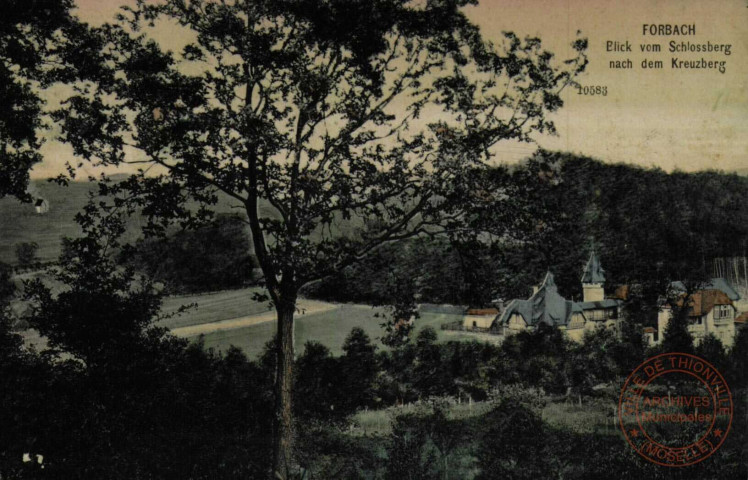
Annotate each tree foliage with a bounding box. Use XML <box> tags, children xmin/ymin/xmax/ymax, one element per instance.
<box><xmin>51</xmin><ymin>1</ymin><xmax>586</xmax><ymax>475</ymax></box>
<box><xmin>14</xmin><ymin>242</ymin><xmax>39</xmax><ymax>267</ymax></box>
<box><xmin>9</xmin><ymin>202</ymin><xmax>275</xmax><ymax>478</ymax></box>
<box><xmin>310</xmin><ymin>153</ymin><xmax>748</xmax><ymax>324</ymax></box>
<box><xmin>124</xmin><ymin>214</ymin><xmax>259</xmax><ymax>293</ymax></box>
<box><xmin>0</xmin><ymin>1</ymin><xmax>102</xmax><ymax>200</ymax></box>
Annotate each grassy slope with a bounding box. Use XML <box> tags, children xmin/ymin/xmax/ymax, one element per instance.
<box><xmin>0</xmin><ymin>181</ymin><xmax>96</xmax><ymax>264</ymax></box>
<box><xmin>188</xmin><ymin>301</ymin><xmax>466</xmax><ymax>358</ymax></box>
<box><xmin>159</xmin><ymin>287</ymin><xmax>271</xmax><ymax>330</ymax></box>
<box><xmin>0</xmin><ymin>179</ymin><xmax>271</xmax><ymax>265</ymax></box>
<box><xmin>4</xmin><ymin>181</ymin><xmax>477</xmax><ymax>357</ymax></box>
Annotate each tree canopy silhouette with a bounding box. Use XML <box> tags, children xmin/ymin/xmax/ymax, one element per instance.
<box><xmin>52</xmin><ymin>1</ymin><xmax>587</xmax><ymax>476</ymax></box>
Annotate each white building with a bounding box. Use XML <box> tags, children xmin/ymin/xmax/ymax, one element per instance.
<box><xmin>656</xmin><ymin>279</ymin><xmax>742</xmax><ymax>348</ymax></box>
<box><xmin>34</xmin><ymin>198</ymin><xmax>49</xmax><ymax>214</ymax></box>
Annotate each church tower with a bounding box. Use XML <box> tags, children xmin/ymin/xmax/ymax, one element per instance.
<box><xmin>581</xmin><ymin>251</ymin><xmax>605</xmax><ymax>302</ymax></box>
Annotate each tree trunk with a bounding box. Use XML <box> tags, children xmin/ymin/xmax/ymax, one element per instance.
<box><xmin>272</xmin><ymin>301</ymin><xmax>296</xmax><ymax>479</ymax></box>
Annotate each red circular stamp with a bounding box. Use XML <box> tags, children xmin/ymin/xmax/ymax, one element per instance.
<box><xmin>618</xmin><ymin>352</ymin><xmax>733</xmax><ymax>467</ymax></box>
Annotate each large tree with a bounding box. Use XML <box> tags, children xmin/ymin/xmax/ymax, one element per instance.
<box><xmin>54</xmin><ymin>0</ymin><xmax>587</xmax><ymax>476</ymax></box>
<box><xmin>0</xmin><ymin>0</ymin><xmax>101</xmax><ymax>200</ymax></box>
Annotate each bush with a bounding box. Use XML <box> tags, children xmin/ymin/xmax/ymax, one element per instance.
<box><xmin>385</xmin><ymin>410</ymin><xmax>440</xmax><ymax>480</ymax></box>
<box><xmin>476</xmin><ymin>399</ymin><xmax>550</xmax><ymax>480</ymax></box>
<box><xmin>14</xmin><ymin>242</ymin><xmax>38</xmax><ymax>267</ymax></box>
<box><xmin>125</xmin><ymin>214</ymin><xmax>258</xmax><ymax>293</ymax></box>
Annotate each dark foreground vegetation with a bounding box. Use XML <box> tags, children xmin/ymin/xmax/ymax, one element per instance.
<box><xmin>3</xmin><ymin>309</ymin><xmax>748</xmax><ymax>479</ymax></box>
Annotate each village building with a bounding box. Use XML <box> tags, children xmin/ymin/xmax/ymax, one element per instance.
<box><xmin>34</xmin><ymin>198</ymin><xmax>49</xmax><ymax>214</ymax></box>
<box><xmin>462</xmin><ymin>308</ymin><xmax>500</xmax><ymax>330</ymax></box>
<box><xmin>655</xmin><ymin>278</ymin><xmax>742</xmax><ymax>348</ymax></box>
<box><xmin>490</xmin><ymin>252</ymin><xmax>622</xmax><ymax>342</ymax></box>
<box><xmin>457</xmin><ymin>250</ymin><xmax>747</xmax><ymax>347</ymax></box>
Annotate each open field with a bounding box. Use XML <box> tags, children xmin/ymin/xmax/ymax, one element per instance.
<box><xmin>0</xmin><ymin>179</ymin><xmax>270</xmax><ymax>265</ymax></box>
<box><xmin>183</xmin><ymin>301</ymin><xmax>469</xmax><ymax>358</ymax></box>
<box><xmin>157</xmin><ymin>288</ymin><xmax>473</xmax><ymax>357</ymax></box>
<box><xmin>194</xmin><ymin>304</ymin><xmax>388</xmax><ymax>357</ymax></box>
<box><xmin>18</xmin><ymin>281</ymin><xmax>478</xmax><ymax>358</ymax></box>
<box><xmin>159</xmin><ymin>288</ymin><xmax>273</xmax><ymax>330</ymax></box>
<box><xmin>171</xmin><ymin>300</ymin><xmax>337</xmax><ymax>337</ymax></box>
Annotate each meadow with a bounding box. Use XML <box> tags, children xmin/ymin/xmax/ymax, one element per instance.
<box><xmin>159</xmin><ymin>287</ymin><xmax>273</xmax><ymax>330</ymax></box>
<box><xmin>0</xmin><ymin>181</ymin><xmax>97</xmax><ymax>264</ymax></box>
<box><xmin>165</xmin><ymin>295</ymin><xmax>472</xmax><ymax>358</ymax></box>
<box><xmin>0</xmin><ymin>179</ymin><xmax>268</xmax><ymax>265</ymax></box>
<box><xmin>350</xmin><ymin>398</ymin><xmax>617</xmax><ymax>437</ymax></box>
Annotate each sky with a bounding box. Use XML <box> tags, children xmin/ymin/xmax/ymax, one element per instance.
<box><xmin>34</xmin><ymin>0</ymin><xmax>748</xmax><ymax>177</ymax></box>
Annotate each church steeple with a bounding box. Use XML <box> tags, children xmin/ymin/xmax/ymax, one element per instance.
<box><xmin>582</xmin><ymin>251</ymin><xmax>605</xmax><ymax>302</ymax></box>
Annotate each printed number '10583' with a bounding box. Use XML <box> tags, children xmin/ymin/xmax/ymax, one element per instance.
<box><xmin>576</xmin><ymin>85</ymin><xmax>608</xmax><ymax>96</ymax></box>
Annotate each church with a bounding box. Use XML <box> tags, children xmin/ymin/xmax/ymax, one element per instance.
<box><xmin>489</xmin><ymin>252</ymin><xmax>622</xmax><ymax>342</ymax></box>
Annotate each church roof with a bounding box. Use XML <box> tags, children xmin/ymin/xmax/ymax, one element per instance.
<box><xmin>581</xmin><ymin>251</ymin><xmax>605</xmax><ymax>284</ymax></box>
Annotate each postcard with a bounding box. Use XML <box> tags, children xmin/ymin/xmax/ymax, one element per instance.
<box><xmin>0</xmin><ymin>1</ymin><xmax>745</xmax><ymax>478</ymax></box>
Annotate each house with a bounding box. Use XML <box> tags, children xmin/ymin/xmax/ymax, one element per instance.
<box><xmin>34</xmin><ymin>198</ymin><xmax>49</xmax><ymax>214</ymax></box>
<box><xmin>462</xmin><ymin>308</ymin><xmax>500</xmax><ymax>330</ymax></box>
<box><xmin>643</xmin><ymin>326</ymin><xmax>656</xmax><ymax>345</ymax></box>
<box><xmin>655</xmin><ymin>278</ymin><xmax>742</xmax><ymax>347</ymax></box>
<box><xmin>491</xmin><ymin>251</ymin><xmax>622</xmax><ymax>342</ymax></box>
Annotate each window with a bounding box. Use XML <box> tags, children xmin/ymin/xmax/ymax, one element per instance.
<box><xmin>714</xmin><ymin>305</ymin><xmax>732</xmax><ymax>320</ymax></box>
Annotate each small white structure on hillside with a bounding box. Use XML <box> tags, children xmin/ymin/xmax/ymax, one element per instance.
<box><xmin>34</xmin><ymin>198</ymin><xmax>49</xmax><ymax>215</ymax></box>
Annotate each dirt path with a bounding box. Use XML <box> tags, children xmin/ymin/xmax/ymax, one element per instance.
<box><xmin>170</xmin><ymin>299</ymin><xmax>339</xmax><ymax>337</ymax></box>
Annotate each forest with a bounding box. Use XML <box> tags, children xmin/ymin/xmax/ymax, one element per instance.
<box><xmin>310</xmin><ymin>151</ymin><xmax>748</xmax><ymax>319</ymax></box>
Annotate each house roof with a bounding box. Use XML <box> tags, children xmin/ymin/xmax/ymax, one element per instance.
<box><xmin>670</xmin><ymin>278</ymin><xmax>740</xmax><ymax>301</ymax></box>
<box><xmin>735</xmin><ymin>312</ymin><xmax>748</xmax><ymax>324</ymax></box>
<box><xmin>34</xmin><ymin>198</ymin><xmax>46</xmax><ymax>207</ymax></box>
<box><xmin>581</xmin><ymin>251</ymin><xmax>605</xmax><ymax>284</ymax></box>
<box><xmin>495</xmin><ymin>269</ymin><xmax>623</xmax><ymax>329</ymax></box>
<box><xmin>643</xmin><ymin>327</ymin><xmax>656</xmax><ymax>334</ymax></box>
<box><xmin>612</xmin><ymin>285</ymin><xmax>630</xmax><ymax>300</ymax></box>
<box><xmin>708</xmin><ymin>278</ymin><xmax>741</xmax><ymax>301</ymax></box>
<box><xmin>496</xmin><ymin>272</ymin><xmax>576</xmax><ymax>328</ymax></box>
<box><xmin>466</xmin><ymin>308</ymin><xmax>499</xmax><ymax>316</ymax></box>
<box><xmin>686</xmin><ymin>289</ymin><xmax>733</xmax><ymax>317</ymax></box>
<box><xmin>578</xmin><ymin>299</ymin><xmax>621</xmax><ymax>310</ymax></box>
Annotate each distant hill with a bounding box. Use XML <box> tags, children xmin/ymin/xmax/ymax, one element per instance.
<box><xmin>0</xmin><ymin>179</ymin><xmax>255</xmax><ymax>265</ymax></box>
<box><xmin>0</xmin><ymin>181</ymin><xmax>97</xmax><ymax>264</ymax></box>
